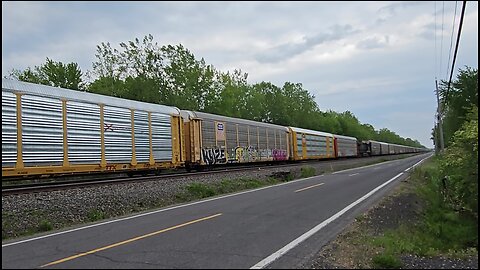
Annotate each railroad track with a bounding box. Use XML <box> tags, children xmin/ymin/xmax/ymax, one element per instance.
<box><xmin>1</xmin><ymin>162</ymin><xmax>307</xmax><ymax>195</ymax></box>
<box><xmin>2</xmin><ymin>154</ymin><xmax>417</xmax><ymax>195</ymax></box>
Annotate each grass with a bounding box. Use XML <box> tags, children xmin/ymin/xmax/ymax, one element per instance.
<box><xmin>87</xmin><ymin>209</ymin><xmax>106</xmax><ymax>222</ymax></box>
<box><xmin>300</xmin><ymin>166</ymin><xmax>316</xmax><ymax>178</ymax></box>
<box><xmin>38</xmin><ymin>220</ymin><xmax>53</xmax><ymax>232</ymax></box>
<box><xmin>371</xmin><ymin>253</ymin><xmax>403</xmax><ymax>269</ymax></box>
<box><xmin>369</xmin><ymin>157</ymin><xmax>478</xmax><ymax>262</ymax></box>
<box><xmin>175</xmin><ymin>177</ymin><xmax>287</xmax><ymax>202</ymax></box>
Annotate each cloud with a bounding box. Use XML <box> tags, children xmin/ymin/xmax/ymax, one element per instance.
<box><xmin>356</xmin><ymin>35</ymin><xmax>390</xmax><ymax>50</ymax></box>
<box><xmin>255</xmin><ymin>24</ymin><xmax>359</xmax><ymax>63</ymax></box>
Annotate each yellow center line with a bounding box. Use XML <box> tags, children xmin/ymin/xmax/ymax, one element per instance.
<box><xmin>294</xmin><ymin>183</ymin><xmax>324</xmax><ymax>193</ymax></box>
<box><xmin>40</xmin><ymin>213</ymin><xmax>223</xmax><ymax>268</ymax></box>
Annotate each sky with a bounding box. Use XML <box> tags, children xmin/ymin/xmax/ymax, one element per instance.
<box><xmin>2</xmin><ymin>1</ymin><xmax>478</xmax><ymax>148</ymax></box>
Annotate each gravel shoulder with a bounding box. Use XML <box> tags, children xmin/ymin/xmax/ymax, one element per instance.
<box><xmin>302</xmin><ymin>175</ymin><xmax>478</xmax><ymax>269</ymax></box>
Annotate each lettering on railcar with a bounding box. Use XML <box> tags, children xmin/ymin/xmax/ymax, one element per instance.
<box><xmin>105</xmin><ymin>164</ymin><xmax>117</xmax><ymax>171</ymax></box>
<box><xmin>201</xmin><ymin>148</ymin><xmax>226</xmax><ymax>165</ymax></box>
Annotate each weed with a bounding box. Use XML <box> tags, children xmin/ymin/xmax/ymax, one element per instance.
<box><xmin>38</xmin><ymin>220</ymin><xmax>53</xmax><ymax>232</ymax></box>
<box><xmin>300</xmin><ymin>166</ymin><xmax>316</xmax><ymax>178</ymax></box>
<box><xmin>87</xmin><ymin>209</ymin><xmax>106</xmax><ymax>222</ymax></box>
<box><xmin>372</xmin><ymin>253</ymin><xmax>403</xmax><ymax>269</ymax></box>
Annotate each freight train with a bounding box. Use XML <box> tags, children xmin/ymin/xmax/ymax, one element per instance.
<box><xmin>1</xmin><ymin>79</ymin><xmax>427</xmax><ymax>179</ymax></box>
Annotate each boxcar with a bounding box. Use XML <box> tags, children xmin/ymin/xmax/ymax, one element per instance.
<box><xmin>288</xmin><ymin>127</ymin><xmax>335</xmax><ymax>160</ymax></box>
<box><xmin>181</xmin><ymin>110</ymin><xmax>290</xmax><ymax>167</ymax></box>
<box><xmin>333</xmin><ymin>134</ymin><xmax>358</xmax><ymax>158</ymax></box>
<box><xmin>2</xmin><ymin>79</ymin><xmax>183</xmax><ymax>178</ymax></box>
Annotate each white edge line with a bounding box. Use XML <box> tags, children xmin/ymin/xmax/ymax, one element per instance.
<box><xmin>250</xmin><ymin>154</ymin><xmax>432</xmax><ymax>269</ymax></box>
<box><xmin>2</xmin><ymin>173</ymin><xmax>322</xmax><ymax>248</ymax></box>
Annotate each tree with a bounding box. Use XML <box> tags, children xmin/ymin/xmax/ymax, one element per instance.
<box><xmin>439</xmin><ymin>105</ymin><xmax>478</xmax><ymax>219</ymax></box>
<box><xmin>438</xmin><ymin>66</ymin><xmax>478</xmax><ymax>146</ymax></box>
<box><xmin>90</xmin><ymin>35</ymin><xmax>221</xmax><ymax>109</ymax></box>
<box><xmin>7</xmin><ymin>58</ymin><xmax>85</xmax><ymax>90</ymax></box>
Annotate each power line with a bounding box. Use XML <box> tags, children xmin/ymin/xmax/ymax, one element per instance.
<box><xmin>434</xmin><ymin>1</ymin><xmax>437</xmax><ymax>80</ymax></box>
<box><xmin>439</xmin><ymin>1</ymin><xmax>445</xmax><ymax>78</ymax></box>
<box><xmin>445</xmin><ymin>0</ymin><xmax>467</xmax><ymax>104</ymax></box>
<box><xmin>446</xmin><ymin>1</ymin><xmax>458</xmax><ymax>80</ymax></box>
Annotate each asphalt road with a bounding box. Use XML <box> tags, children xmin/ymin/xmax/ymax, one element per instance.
<box><xmin>2</xmin><ymin>153</ymin><xmax>432</xmax><ymax>269</ymax></box>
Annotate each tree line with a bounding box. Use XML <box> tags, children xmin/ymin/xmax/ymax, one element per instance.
<box><xmin>7</xmin><ymin>34</ymin><xmax>425</xmax><ymax>148</ymax></box>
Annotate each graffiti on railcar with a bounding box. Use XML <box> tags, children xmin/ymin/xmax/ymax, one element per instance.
<box><xmin>272</xmin><ymin>149</ymin><xmax>287</xmax><ymax>160</ymax></box>
<box><xmin>234</xmin><ymin>146</ymin><xmax>248</xmax><ymax>162</ymax></box>
<box><xmin>234</xmin><ymin>146</ymin><xmax>259</xmax><ymax>162</ymax></box>
<box><xmin>202</xmin><ymin>148</ymin><xmax>226</xmax><ymax>165</ymax></box>
<box><xmin>258</xmin><ymin>149</ymin><xmax>272</xmax><ymax>160</ymax></box>
<box><xmin>231</xmin><ymin>146</ymin><xmax>287</xmax><ymax>162</ymax></box>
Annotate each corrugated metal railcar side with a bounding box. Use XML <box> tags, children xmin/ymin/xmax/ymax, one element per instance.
<box><xmin>379</xmin><ymin>142</ymin><xmax>389</xmax><ymax>155</ymax></box>
<box><xmin>288</xmin><ymin>127</ymin><xmax>335</xmax><ymax>160</ymax></box>
<box><xmin>333</xmin><ymin>134</ymin><xmax>358</xmax><ymax>158</ymax></box>
<box><xmin>182</xmin><ymin>111</ymin><xmax>290</xmax><ymax>166</ymax></box>
<box><xmin>369</xmin><ymin>140</ymin><xmax>382</xmax><ymax>156</ymax></box>
<box><xmin>2</xmin><ymin>79</ymin><xmax>184</xmax><ymax>178</ymax></box>
<box><xmin>387</xmin><ymin>143</ymin><xmax>395</xmax><ymax>154</ymax></box>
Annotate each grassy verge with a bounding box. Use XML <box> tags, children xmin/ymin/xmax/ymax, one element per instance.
<box><xmin>370</xmin><ymin>157</ymin><xmax>478</xmax><ymax>268</ymax></box>
<box><xmin>174</xmin><ymin>174</ymin><xmax>293</xmax><ymax>203</ymax></box>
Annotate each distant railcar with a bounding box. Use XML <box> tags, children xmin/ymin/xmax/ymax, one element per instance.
<box><xmin>359</xmin><ymin>140</ymin><xmax>381</xmax><ymax>156</ymax></box>
<box><xmin>379</xmin><ymin>141</ymin><xmax>389</xmax><ymax>155</ymax></box>
<box><xmin>333</xmin><ymin>134</ymin><xmax>358</xmax><ymax>158</ymax></box>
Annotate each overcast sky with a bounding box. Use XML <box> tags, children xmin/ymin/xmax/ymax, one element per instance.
<box><xmin>2</xmin><ymin>1</ymin><xmax>478</xmax><ymax>148</ymax></box>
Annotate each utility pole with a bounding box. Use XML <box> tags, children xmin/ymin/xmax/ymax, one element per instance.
<box><xmin>435</xmin><ymin>79</ymin><xmax>445</xmax><ymax>152</ymax></box>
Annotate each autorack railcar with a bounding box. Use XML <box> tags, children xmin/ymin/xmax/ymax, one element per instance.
<box><xmin>181</xmin><ymin>110</ymin><xmax>290</xmax><ymax>168</ymax></box>
<box><xmin>2</xmin><ymin>79</ymin><xmax>184</xmax><ymax>178</ymax></box>
<box><xmin>288</xmin><ymin>127</ymin><xmax>335</xmax><ymax>161</ymax></box>
<box><xmin>332</xmin><ymin>134</ymin><xmax>358</xmax><ymax>158</ymax></box>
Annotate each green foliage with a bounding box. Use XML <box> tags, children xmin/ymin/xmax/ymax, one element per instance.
<box><xmin>7</xmin><ymin>57</ymin><xmax>85</xmax><ymax>90</ymax></box>
<box><xmin>184</xmin><ymin>182</ymin><xmax>216</xmax><ymax>199</ymax></box>
<box><xmin>300</xmin><ymin>166</ymin><xmax>316</xmax><ymax>178</ymax></box>
<box><xmin>438</xmin><ymin>105</ymin><xmax>478</xmax><ymax>219</ymax></box>
<box><xmin>371</xmin><ymin>253</ymin><xmax>403</xmax><ymax>269</ymax></box>
<box><xmin>370</xmin><ymin>158</ymin><xmax>477</xmax><ymax>261</ymax></box>
<box><xmin>436</xmin><ymin>66</ymin><xmax>478</xmax><ymax>147</ymax></box>
<box><xmin>417</xmin><ymin>157</ymin><xmax>478</xmax><ymax>250</ymax></box>
<box><xmin>87</xmin><ymin>209</ymin><xmax>106</xmax><ymax>222</ymax></box>
<box><xmin>38</xmin><ymin>220</ymin><xmax>53</xmax><ymax>232</ymax></box>
<box><xmin>176</xmin><ymin>178</ymin><xmax>274</xmax><ymax>202</ymax></box>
